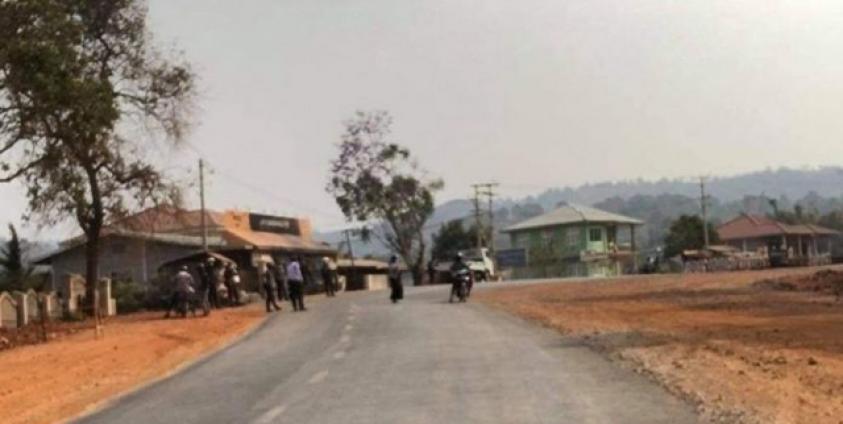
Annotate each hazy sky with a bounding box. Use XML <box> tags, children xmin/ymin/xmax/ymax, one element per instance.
<box><xmin>3</xmin><ymin>0</ymin><xmax>843</xmax><ymax>238</ymax></box>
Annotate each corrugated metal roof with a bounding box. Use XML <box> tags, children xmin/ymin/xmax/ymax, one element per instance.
<box><xmin>34</xmin><ymin>231</ymin><xmax>226</xmax><ymax>264</ymax></box>
<box><xmin>224</xmin><ymin>227</ymin><xmax>336</xmax><ymax>254</ymax></box>
<box><xmin>717</xmin><ymin>214</ymin><xmax>840</xmax><ymax>240</ymax></box>
<box><xmin>502</xmin><ymin>203</ymin><xmax>644</xmax><ymax>233</ymax></box>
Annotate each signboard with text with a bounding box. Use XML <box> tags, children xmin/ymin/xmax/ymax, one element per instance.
<box><xmin>249</xmin><ymin>213</ymin><xmax>300</xmax><ymax>236</ymax></box>
<box><xmin>496</xmin><ymin>248</ymin><xmax>528</xmax><ymax>268</ymax></box>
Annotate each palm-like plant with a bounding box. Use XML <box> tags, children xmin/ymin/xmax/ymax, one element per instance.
<box><xmin>0</xmin><ymin>224</ymin><xmax>32</xmax><ymax>292</ymax></box>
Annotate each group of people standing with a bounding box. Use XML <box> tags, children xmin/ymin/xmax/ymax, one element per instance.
<box><xmin>165</xmin><ymin>258</ymin><xmax>244</xmax><ymax>318</ymax></box>
<box><xmin>260</xmin><ymin>256</ymin><xmax>340</xmax><ymax>314</ymax></box>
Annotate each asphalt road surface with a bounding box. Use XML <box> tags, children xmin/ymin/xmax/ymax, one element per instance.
<box><xmin>76</xmin><ymin>283</ymin><xmax>699</xmax><ymax>424</ymax></box>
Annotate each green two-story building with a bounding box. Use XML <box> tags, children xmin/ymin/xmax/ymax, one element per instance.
<box><xmin>502</xmin><ymin>203</ymin><xmax>644</xmax><ymax>278</ymax></box>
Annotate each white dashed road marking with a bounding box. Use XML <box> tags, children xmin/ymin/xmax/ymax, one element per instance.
<box><xmin>333</xmin><ymin>351</ymin><xmax>347</xmax><ymax>360</ymax></box>
<box><xmin>253</xmin><ymin>405</ymin><xmax>287</xmax><ymax>424</ymax></box>
<box><xmin>308</xmin><ymin>370</ymin><xmax>329</xmax><ymax>384</ymax></box>
<box><xmin>340</xmin><ymin>334</ymin><xmax>351</xmax><ymax>343</ymax></box>
<box><xmin>344</xmin><ymin>324</ymin><xmax>353</xmax><ymax>332</ymax></box>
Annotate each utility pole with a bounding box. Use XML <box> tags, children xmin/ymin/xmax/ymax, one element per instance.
<box><xmin>472</xmin><ymin>187</ymin><xmax>483</xmax><ymax>249</ymax></box>
<box><xmin>700</xmin><ymin>176</ymin><xmax>710</xmax><ymax>249</ymax></box>
<box><xmin>199</xmin><ymin>159</ymin><xmax>208</xmax><ymax>252</ymax></box>
<box><xmin>472</xmin><ymin>183</ymin><xmax>499</xmax><ymax>252</ymax></box>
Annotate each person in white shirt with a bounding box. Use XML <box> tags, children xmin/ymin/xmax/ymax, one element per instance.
<box><xmin>286</xmin><ymin>257</ymin><xmax>306</xmax><ymax>311</ymax></box>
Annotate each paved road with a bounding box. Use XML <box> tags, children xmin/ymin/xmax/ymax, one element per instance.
<box><xmin>76</xmin><ymin>284</ymin><xmax>699</xmax><ymax>424</ymax></box>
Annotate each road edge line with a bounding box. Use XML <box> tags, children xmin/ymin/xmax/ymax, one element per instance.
<box><xmin>63</xmin><ymin>312</ymin><xmax>275</xmax><ymax>424</ymax></box>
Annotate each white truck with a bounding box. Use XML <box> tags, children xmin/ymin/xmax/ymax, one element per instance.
<box><xmin>433</xmin><ymin>248</ymin><xmax>497</xmax><ymax>283</ymax></box>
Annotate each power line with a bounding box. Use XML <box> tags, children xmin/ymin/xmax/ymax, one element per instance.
<box><xmin>180</xmin><ymin>141</ymin><xmax>341</xmax><ymax>221</ymax></box>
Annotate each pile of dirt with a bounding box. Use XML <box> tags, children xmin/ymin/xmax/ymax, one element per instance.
<box><xmin>478</xmin><ymin>266</ymin><xmax>843</xmax><ymax>424</ymax></box>
<box><xmin>754</xmin><ymin>269</ymin><xmax>843</xmax><ymax>298</ymax></box>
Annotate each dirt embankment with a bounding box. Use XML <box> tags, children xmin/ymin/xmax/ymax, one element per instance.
<box><xmin>477</xmin><ymin>267</ymin><xmax>843</xmax><ymax>424</ymax></box>
<box><xmin>0</xmin><ymin>305</ymin><xmax>266</xmax><ymax>424</ymax></box>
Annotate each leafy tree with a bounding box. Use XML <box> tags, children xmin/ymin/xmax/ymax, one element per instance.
<box><xmin>0</xmin><ymin>1</ymin><xmax>195</xmax><ymax>317</ymax></box>
<box><xmin>327</xmin><ymin>111</ymin><xmax>443</xmax><ymax>285</ymax></box>
<box><xmin>0</xmin><ymin>224</ymin><xmax>32</xmax><ymax>292</ymax></box>
<box><xmin>817</xmin><ymin>210</ymin><xmax>843</xmax><ymax>231</ymax></box>
<box><xmin>431</xmin><ymin>220</ymin><xmax>480</xmax><ymax>260</ymax></box>
<box><xmin>663</xmin><ymin>215</ymin><xmax>720</xmax><ymax>258</ymax></box>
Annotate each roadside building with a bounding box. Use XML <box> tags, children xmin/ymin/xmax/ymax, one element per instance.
<box><xmin>501</xmin><ymin>203</ymin><xmax>644</xmax><ymax>279</ymax></box>
<box><xmin>336</xmin><ymin>258</ymin><xmax>391</xmax><ymax>291</ymax></box>
<box><xmin>716</xmin><ymin>214</ymin><xmax>839</xmax><ymax>267</ymax></box>
<box><xmin>36</xmin><ymin>206</ymin><xmax>337</xmax><ymax>292</ymax></box>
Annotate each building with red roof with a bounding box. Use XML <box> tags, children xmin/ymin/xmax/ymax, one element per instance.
<box><xmin>716</xmin><ymin>214</ymin><xmax>839</xmax><ymax>266</ymax></box>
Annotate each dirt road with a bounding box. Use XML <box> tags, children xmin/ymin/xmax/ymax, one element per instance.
<box><xmin>477</xmin><ymin>267</ymin><xmax>843</xmax><ymax>424</ymax></box>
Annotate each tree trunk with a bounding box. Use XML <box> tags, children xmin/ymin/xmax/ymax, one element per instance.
<box><xmin>83</xmin><ymin>165</ymin><xmax>104</xmax><ymax>321</ymax></box>
<box><xmin>410</xmin><ymin>264</ymin><xmax>424</xmax><ymax>287</ymax></box>
<box><xmin>84</xmin><ymin>231</ymin><xmax>100</xmax><ymax>318</ymax></box>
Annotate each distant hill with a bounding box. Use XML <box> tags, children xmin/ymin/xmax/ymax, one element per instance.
<box><xmin>510</xmin><ymin>167</ymin><xmax>843</xmax><ymax>212</ymax></box>
<box><xmin>316</xmin><ymin>166</ymin><xmax>843</xmax><ymax>257</ymax></box>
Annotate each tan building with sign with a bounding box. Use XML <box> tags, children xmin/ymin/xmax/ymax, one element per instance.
<box><xmin>36</xmin><ymin>206</ymin><xmax>336</xmax><ymax>291</ymax></box>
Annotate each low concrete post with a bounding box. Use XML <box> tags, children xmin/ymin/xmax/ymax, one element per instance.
<box><xmin>0</xmin><ymin>292</ymin><xmax>18</xmax><ymax>328</ymax></box>
<box><xmin>12</xmin><ymin>291</ymin><xmax>29</xmax><ymax>327</ymax></box>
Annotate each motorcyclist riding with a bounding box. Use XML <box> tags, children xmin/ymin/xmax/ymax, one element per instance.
<box><xmin>449</xmin><ymin>252</ymin><xmax>474</xmax><ymax>303</ymax></box>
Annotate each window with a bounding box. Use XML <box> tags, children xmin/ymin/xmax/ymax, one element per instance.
<box><xmin>589</xmin><ymin>228</ymin><xmax>603</xmax><ymax>242</ymax></box>
<box><xmin>566</xmin><ymin>228</ymin><xmax>579</xmax><ymax>247</ymax></box>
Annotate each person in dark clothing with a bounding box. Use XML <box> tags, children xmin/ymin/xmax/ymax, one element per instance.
<box><xmin>449</xmin><ymin>253</ymin><xmax>474</xmax><ymax>302</ymax></box>
<box><xmin>273</xmin><ymin>259</ymin><xmax>289</xmax><ymax>301</ymax></box>
<box><xmin>205</xmin><ymin>258</ymin><xmax>220</xmax><ymax>309</ymax></box>
<box><xmin>388</xmin><ymin>255</ymin><xmax>403</xmax><ymax>303</ymax></box>
<box><xmin>286</xmin><ymin>257</ymin><xmax>306</xmax><ymax>311</ymax></box>
<box><xmin>427</xmin><ymin>259</ymin><xmax>437</xmax><ymax>285</ymax></box>
<box><xmin>195</xmin><ymin>262</ymin><xmax>212</xmax><ymax>316</ymax></box>
<box><xmin>262</xmin><ymin>265</ymin><xmax>282</xmax><ymax>313</ymax></box>
<box><xmin>321</xmin><ymin>258</ymin><xmax>336</xmax><ymax>297</ymax></box>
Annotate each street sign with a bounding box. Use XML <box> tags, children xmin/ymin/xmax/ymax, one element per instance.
<box><xmin>249</xmin><ymin>213</ymin><xmax>300</xmax><ymax>235</ymax></box>
<box><xmin>496</xmin><ymin>248</ymin><xmax>527</xmax><ymax>268</ymax></box>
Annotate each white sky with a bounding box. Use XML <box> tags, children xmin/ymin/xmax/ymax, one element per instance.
<box><xmin>3</xmin><ymin>0</ymin><xmax>843</xmax><ymax>238</ymax></box>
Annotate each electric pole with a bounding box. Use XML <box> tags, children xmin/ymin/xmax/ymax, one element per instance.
<box><xmin>472</xmin><ymin>183</ymin><xmax>499</xmax><ymax>252</ymax></box>
<box><xmin>473</xmin><ymin>187</ymin><xmax>483</xmax><ymax>249</ymax></box>
<box><xmin>700</xmin><ymin>176</ymin><xmax>710</xmax><ymax>249</ymax></box>
<box><xmin>199</xmin><ymin>159</ymin><xmax>208</xmax><ymax>251</ymax></box>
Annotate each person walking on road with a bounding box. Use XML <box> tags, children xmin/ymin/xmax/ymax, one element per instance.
<box><xmin>287</xmin><ymin>257</ymin><xmax>307</xmax><ymax>311</ymax></box>
<box><xmin>262</xmin><ymin>265</ymin><xmax>282</xmax><ymax>313</ymax></box>
<box><xmin>321</xmin><ymin>257</ymin><xmax>337</xmax><ymax>297</ymax></box>
<box><xmin>388</xmin><ymin>255</ymin><xmax>403</xmax><ymax>304</ymax></box>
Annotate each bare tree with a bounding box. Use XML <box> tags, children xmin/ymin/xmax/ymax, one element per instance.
<box><xmin>327</xmin><ymin>111</ymin><xmax>442</xmax><ymax>285</ymax></box>
<box><xmin>0</xmin><ymin>0</ymin><xmax>195</xmax><ymax>319</ymax></box>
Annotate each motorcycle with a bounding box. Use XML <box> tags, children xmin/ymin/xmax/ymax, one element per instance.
<box><xmin>449</xmin><ymin>268</ymin><xmax>470</xmax><ymax>303</ymax></box>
